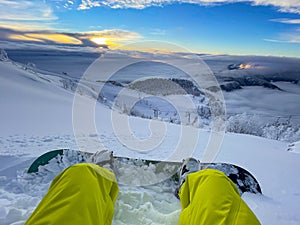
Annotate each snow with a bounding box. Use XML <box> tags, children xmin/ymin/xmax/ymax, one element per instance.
<box><xmin>287</xmin><ymin>141</ymin><xmax>300</xmax><ymax>153</ymax></box>
<box><xmin>0</xmin><ymin>51</ymin><xmax>300</xmax><ymax>225</ymax></box>
<box><xmin>0</xmin><ymin>61</ymin><xmax>74</xmax><ymax>136</ymax></box>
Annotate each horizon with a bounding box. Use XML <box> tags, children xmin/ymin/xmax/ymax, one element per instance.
<box><xmin>0</xmin><ymin>1</ymin><xmax>300</xmax><ymax>58</ymax></box>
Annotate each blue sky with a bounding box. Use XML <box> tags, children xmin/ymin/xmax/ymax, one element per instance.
<box><xmin>0</xmin><ymin>0</ymin><xmax>300</xmax><ymax>57</ymax></box>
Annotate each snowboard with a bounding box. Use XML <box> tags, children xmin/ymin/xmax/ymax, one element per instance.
<box><xmin>28</xmin><ymin>149</ymin><xmax>262</xmax><ymax>195</ymax></box>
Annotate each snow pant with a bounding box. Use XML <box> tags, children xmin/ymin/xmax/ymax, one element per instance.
<box><xmin>178</xmin><ymin>168</ymin><xmax>261</xmax><ymax>225</ymax></box>
<box><xmin>25</xmin><ymin>163</ymin><xmax>119</xmax><ymax>225</ymax></box>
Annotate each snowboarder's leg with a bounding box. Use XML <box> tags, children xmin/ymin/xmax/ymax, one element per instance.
<box><xmin>25</xmin><ymin>163</ymin><xmax>119</xmax><ymax>225</ymax></box>
<box><xmin>178</xmin><ymin>169</ymin><xmax>261</xmax><ymax>225</ymax></box>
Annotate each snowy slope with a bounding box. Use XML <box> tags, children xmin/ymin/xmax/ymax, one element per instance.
<box><xmin>0</xmin><ymin>60</ymin><xmax>74</xmax><ymax>136</ymax></box>
<box><xmin>0</xmin><ymin>54</ymin><xmax>300</xmax><ymax>225</ymax></box>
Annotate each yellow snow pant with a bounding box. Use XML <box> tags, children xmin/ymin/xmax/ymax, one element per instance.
<box><xmin>25</xmin><ymin>163</ymin><xmax>119</xmax><ymax>225</ymax></box>
<box><xmin>178</xmin><ymin>169</ymin><xmax>261</xmax><ymax>225</ymax></box>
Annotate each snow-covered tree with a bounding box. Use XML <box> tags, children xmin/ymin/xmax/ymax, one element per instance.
<box><xmin>226</xmin><ymin>113</ymin><xmax>263</xmax><ymax>136</ymax></box>
<box><xmin>227</xmin><ymin>113</ymin><xmax>300</xmax><ymax>142</ymax></box>
<box><xmin>262</xmin><ymin>117</ymin><xmax>300</xmax><ymax>142</ymax></box>
<box><xmin>0</xmin><ymin>49</ymin><xmax>9</xmax><ymax>61</ymax></box>
<box><xmin>24</xmin><ymin>62</ymin><xmax>36</xmax><ymax>70</ymax></box>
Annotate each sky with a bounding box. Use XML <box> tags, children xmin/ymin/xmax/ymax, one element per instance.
<box><xmin>0</xmin><ymin>0</ymin><xmax>300</xmax><ymax>57</ymax></box>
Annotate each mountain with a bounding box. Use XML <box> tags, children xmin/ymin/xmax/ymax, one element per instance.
<box><xmin>0</xmin><ymin>51</ymin><xmax>300</xmax><ymax>224</ymax></box>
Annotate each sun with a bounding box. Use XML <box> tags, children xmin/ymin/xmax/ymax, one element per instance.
<box><xmin>91</xmin><ymin>37</ymin><xmax>107</xmax><ymax>45</ymax></box>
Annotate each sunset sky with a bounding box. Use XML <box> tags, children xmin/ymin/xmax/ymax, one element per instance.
<box><xmin>1</xmin><ymin>0</ymin><xmax>300</xmax><ymax>57</ymax></box>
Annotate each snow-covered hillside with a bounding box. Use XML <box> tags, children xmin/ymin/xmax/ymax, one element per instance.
<box><xmin>6</xmin><ymin>49</ymin><xmax>300</xmax><ymax>140</ymax></box>
<box><xmin>0</xmin><ymin>59</ymin><xmax>74</xmax><ymax>136</ymax></box>
<box><xmin>0</xmin><ymin>51</ymin><xmax>300</xmax><ymax>225</ymax></box>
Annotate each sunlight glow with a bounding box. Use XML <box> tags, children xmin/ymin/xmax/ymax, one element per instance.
<box><xmin>91</xmin><ymin>37</ymin><xmax>107</xmax><ymax>45</ymax></box>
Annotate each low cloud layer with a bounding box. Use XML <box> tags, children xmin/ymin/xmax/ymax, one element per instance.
<box><xmin>0</xmin><ymin>27</ymin><xmax>142</xmax><ymax>48</ymax></box>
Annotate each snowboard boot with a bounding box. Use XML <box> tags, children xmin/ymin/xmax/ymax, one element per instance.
<box><xmin>175</xmin><ymin>157</ymin><xmax>200</xmax><ymax>198</ymax></box>
<box><xmin>88</xmin><ymin>150</ymin><xmax>114</xmax><ymax>173</ymax></box>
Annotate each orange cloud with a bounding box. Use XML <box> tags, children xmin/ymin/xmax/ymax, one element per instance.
<box><xmin>8</xmin><ymin>33</ymin><xmax>82</xmax><ymax>45</ymax></box>
<box><xmin>28</xmin><ymin>33</ymin><xmax>82</xmax><ymax>45</ymax></box>
<box><xmin>8</xmin><ymin>34</ymin><xmax>44</xmax><ymax>43</ymax></box>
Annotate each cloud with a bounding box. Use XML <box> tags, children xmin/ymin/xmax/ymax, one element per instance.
<box><xmin>264</xmin><ymin>30</ymin><xmax>300</xmax><ymax>44</ymax></box>
<box><xmin>80</xmin><ymin>30</ymin><xmax>142</xmax><ymax>40</ymax></box>
<box><xmin>77</xmin><ymin>0</ymin><xmax>101</xmax><ymax>10</ymax></box>
<box><xmin>270</xmin><ymin>18</ymin><xmax>300</xmax><ymax>24</ymax></box>
<box><xmin>280</xmin><ymin>31</ymin><xmax>300</xmax><ymax>43</ymax></box>
<box><xmin>0</xmin><ymin>0</ymin><xmax>58</xmax><ymax>33</ymax></box>
<box><xmin>264</xmin><ymin>36</ymin><xmax>300</xmax><ymax>43</ymax></box>
<box><xmin>252</xmin><ymin>0</ymin><xmax>300</xmax><ymax>14</ymax></box>
<box><xmin>263</xmin><ymin>38</ymin><xmax>288</xmax><ymax>43</ymax></box>
<box><xmin>0</xmin><ymin>0</ymin><xmax>142</xmax><ymax>48</ymax></box>
<box><xmin>0</xmin><ymin>27</ymin><xmax>142</xmax><ymax>48</ymax></box>
<box><xmin>267</xmin><ymin>17</ymin><xmax>300</xmax><ymax>43</ymax></box>
<box><xmin>77</xmin><ymin>0</ymin><xmax>300</xmax><ymax>14</ymax></box>
<box><xmin>11</xmin><ymin>33</ymin><xmax>83</xmax><ymax>45</ymax></box>
<box><xmin>76</xmin><ymin>29</ymin><xmax>143</xmax><ymax>48</ymax></box>
<box><xmin>0</xmin><ymin>0</ymin><xmax>57</xmax><ymax>21</ymax></box>
<box><xmin>0</xmin><ymin>28</ymin><xmax>82</xmax><ymax>45</ymax></box>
